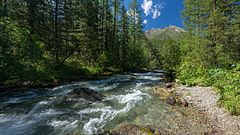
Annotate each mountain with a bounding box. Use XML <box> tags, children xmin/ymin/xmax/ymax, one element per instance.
<box><xmin>145</xmin><ymin>25</ymin><xmax>185</xmax><ymax>39</ymax></box>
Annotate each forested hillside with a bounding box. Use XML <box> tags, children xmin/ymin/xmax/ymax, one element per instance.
<box><xmin>0</xmin><ymin>0</ymin><xmax>154</xmax><ymax>84</ymax></box>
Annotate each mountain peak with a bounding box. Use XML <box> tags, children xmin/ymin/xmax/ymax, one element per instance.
<box><xmin>167</xmin><ymin>25</ymin><xmax>185</xmax><ymax>32</ymax></box>
<box><xmin>145</xmin><ymin>25</ymin><xmax>185</xmax><ymax>39</ymax></box>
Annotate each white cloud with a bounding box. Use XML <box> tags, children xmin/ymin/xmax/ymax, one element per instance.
<box><xmin>152</xmin><ymin>10</ymin><xmax>161</xmax><ymax>19</ymax></box>
<box><xmin>141</xmin><ymin>0</ymin><xmax>165</xmax><ymax>20</ymax></box>
<box><xmin>152</xmin><ymin>5</ymin><xmax>160</xmax><ymax>19</ymax></box>
<box><xmin>152</xmin><ymin>4</ymin><xmax>165</xmax><ymax>19</ymax></box>
<box><xmin>142</xmin><ymin>0</ymin><xmax>153</xmax><ymax>16</ymax></box>
<box><xmin>143</xmin><ymin>20</ymin><xmax>148</xmax><ymax>24</ymax></box>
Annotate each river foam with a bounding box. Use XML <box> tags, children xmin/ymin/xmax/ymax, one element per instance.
<box><xmin>78</xmin><ymin>83</ymin><xmax>151</xmax><ymax>135</ymax></box>
<box><xmin>0</xmin><ymin>72</ymin><xmax>163</xmax><ymax>135</ymax></box>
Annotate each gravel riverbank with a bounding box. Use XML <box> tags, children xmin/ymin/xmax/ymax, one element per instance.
<box><xmin>175</xmin><ymin>85</ymin><xmax>240</xmax><ymax>135</ymax></box>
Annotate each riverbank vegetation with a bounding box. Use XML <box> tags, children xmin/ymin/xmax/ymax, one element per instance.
<box><xmin>149</xmin><ymin>0</ymin><xmax>240</xmax><ymax>115</ymax></box>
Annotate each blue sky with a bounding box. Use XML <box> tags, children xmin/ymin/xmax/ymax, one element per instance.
<box><xmin>124</xmin><ymin>0</ymin><xmax>184</xmax><ymax>30</ymax></box>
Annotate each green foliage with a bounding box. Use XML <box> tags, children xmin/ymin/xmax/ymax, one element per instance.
<box><xmin>97</xmin><ymin>52</ymin><xmax>110</xmax><ymax>68</ymax></box>
<box><xmin>147</xmin><ymin>22</ymin><xmax>239</xmax><ymax>115</ymax></box>
<box><xmin>0</xmin><ymin>18</ymin><xmax>44</xmax><ymax>81</ymax></box>
<box><xmin>151</xmin><ymin>38</ymin><xmax>181</xmax><ymax>71</ymax></box>
<box><xmin>0</xmin><ymin>0</ymin><xmax>149</xmax><ymax>85</ymax></box>
<box><xmin>183</xmin><ymin>0</ymin><xmax>240</xmax><ymax>65</ymax></box>
<box><xmin>159</xmin><ymin>39</ymin><xmax>181</xmax><ymax>71</ymax></box>
<box><xmin>178</xmin><ymin>60</ymin><xmax>240</xmax><ymax>115</ymax></box>
<box><xmin>175</xmin><ymin>33</ymin><xmax>240</xmax><ymax>115</ymax></box>
<box><xmin>179</xmin><ymin>0</ymin><xmax>240</xmax><ymax>115</ymax></box>
<box><xmin>208</xmin><ymin>69</ymin><xmax>240</xmax><ymax>115</ymax></box>
<box><xmin>148</xmin><ymin>27</ymin><xmax>185</xmax><ymax>71</ymax></box>
<box><xmin>234</xmin><ymin>64</ymin><xmax>240</xmax><ymax>71</ymax></box>
<box><xmin>126</xmin><ymin>41</ymin><xmax>149</xmax><ymax>69</ymax></box>
<box><xmin>177</xmin><ymin>61</ymin><xmax>208</xmax><ymax>86</ymax></box>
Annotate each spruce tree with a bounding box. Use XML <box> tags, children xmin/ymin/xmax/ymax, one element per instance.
<box><xmin>119</xmin><ymin>3</ymin><xmax>130</xmax><ymax>69</ymax></box>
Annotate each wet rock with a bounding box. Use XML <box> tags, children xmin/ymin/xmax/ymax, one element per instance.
<box><xmin>100</xmin><ymin>131</ymin><xmax>111</xmax><ymax>135</ymax></box>
<box><xmin>107</xmin><ymin>124</ymin><xmax>160</xmax><ymax>135</ymax></box>
<box><xmin>166</xmin><ymin>83</ymin><xmax>174</xmax><ymax>89</ymax></box>
<box><xmin>65</xmin><ymin>87</ymin><xmax>105</xmax><ymax>102</ymax></box>
<box><xmin>145</xmin><ymin>125</ymin><xmax>161</xmax><ymax>134</ymax></box>
<box><xmin>154</xmin><ymin>87</ymin><xmax>189</xmax><ymax>107</ymax></box>
<box><xmin>166</xmin><ymin>96</ymin><xmax>176</xmax><ymax>105</ymax></box>
<box><xmin>154</xmin><ymin>87</ymin><xmax>171</xmax><ymax>100</ymax></box>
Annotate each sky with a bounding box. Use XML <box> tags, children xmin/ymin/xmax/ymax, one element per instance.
<box><xmin>124</xmin><ymin>0</ymin><xmax>184</xmax><ymax>30</ymax></box>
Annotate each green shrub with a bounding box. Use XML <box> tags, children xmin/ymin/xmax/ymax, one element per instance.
<box><xmin>97</xmin><ymin>52</ymin><xmax>110</xmax><ymax>68</ymax></box>
<box><xmin>178</xmin><ymin>63</ymin><xmax>240</xmax><ymax>115</ymax></box>
<box><xmin>0</xmin><ymin>18</ymin><xmax>45</xmax><ymax>82</ymax></box>
<box><xmin>177</xmin><ymin>60</ymin><xmax>208</xmax><ymax>86</ymax></box>
<box><xmin>176</xmin><ymin>34</ymin><xmax>240</xmax><ymax>115</ymax></box>
<box><xmin>234</xmin><ymin>64</ymin><xmax>240</xmax><ymax>71</ymax></box>
<box><xmin>159</xmin><ymin>39</ymin><xmax>181</xmax><ymax>71</ymax></box>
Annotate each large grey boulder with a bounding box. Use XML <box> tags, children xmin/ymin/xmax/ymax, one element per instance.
<box><xmin>66</xmin><ymin>87</ymin><xmax>105</xmax><ymax>102</ymax></box>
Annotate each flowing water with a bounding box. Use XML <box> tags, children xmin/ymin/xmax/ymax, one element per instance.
<box><xmin>0</xmin><ymin>72</ymin><xmax>213</xmax><ymax>135</ymax></box>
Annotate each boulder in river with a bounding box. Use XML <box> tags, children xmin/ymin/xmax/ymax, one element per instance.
<box><xmin>165</xmin><ymin>83</ymin><xmax>174</xmax><ymax>89</ymax></box>
<box><xmin>65</xmin><ymin>87</ymin><xmax>105</xmax><ymax>102</ymax></box>
<box><xmin>154</xmin><ymin>87</ymin><xmax>171</xmax><ymax>100</ymax></box>
<box><xmin>154</xmin><ymin>87</ymin><xmax>189</xmax><ymax>107</ymax></box>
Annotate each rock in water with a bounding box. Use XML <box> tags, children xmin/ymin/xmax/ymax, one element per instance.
<box><xmin>166</xmin><ymin>83</ymin><xmax>173</xmax><ymax>89</ymax></box>
<box><xmin>154</xmin><ymin>87</ymin><xmax>171</xmax><ymax>100</ymax></box>
<box><xmin>66</xmin><ymin>87</ymin><xmax>105</xmax><ymax>101</ymax></box>
<box><xmin>166</xmin><ymin>96</ymin><xmax>176</xmax><ymax>105</ymax></box>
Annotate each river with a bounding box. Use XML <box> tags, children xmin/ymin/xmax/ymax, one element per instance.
<box><xmin>0</xmin><ymin>72</ymin><xmax>213</xmax><ymax>135</ymax></box>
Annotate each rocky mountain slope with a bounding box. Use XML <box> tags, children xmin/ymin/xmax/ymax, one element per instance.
<box><xmin>145</xmin><ymin>25</ymin><xmax>185</xmax><ymax>39</ymax></box>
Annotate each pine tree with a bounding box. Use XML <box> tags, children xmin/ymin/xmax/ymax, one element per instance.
<box><xmin>119</xmin><ymin>3</ymin><xmax>130</xmax><ymax>69</ymax></box>
<box><xmin>113</xmin><ymin>0</ymin><xmax>118</xmax><ymax>46</ymax></box>
<box><xmin>183</xmin><ymin>0</ymin><xmax>240</xmax><ymax>66</ymax></box>
<box><xmin>183</xmin><ymin>0</ymin><xmax>209</xmax><ymax>34</ymax></box>
<box><xmin>228</xmin><ymin>0</ymin><xmax>240</xmax><ymax>61</ymax></box>
<box><xmin>129</xmin><ymin>0</ymin><xmax>144</xmax><ymax>47</ymax></box>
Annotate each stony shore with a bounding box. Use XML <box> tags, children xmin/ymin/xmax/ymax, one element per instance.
<box><xmin>175</xmin><ymin>85</ymin><xmax>240</xmax><ymax>135</ymax></box>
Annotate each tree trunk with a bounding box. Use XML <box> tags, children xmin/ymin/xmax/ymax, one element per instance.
<box><xmin>113</xmin><ymin>0</ymin><xmax>117</xmax><ymax>47</ymax></box>
<box><xmin>54</xmin><ymin>0</ymin><xmax>59</xmax><ymax>64</ymax></box>
<box><xmin>101</xmin><ymin>0</ymin><xmax>105</xmax><ymax>53</ymax></box>
<box><xmin>2</xmin><ymin>0</ymin><xmax>7</xmax><ymax>17</ymax></box>
<box><xmin>133</xmin><ymin>3</ymin><xmax>136</xmax><ymax>48</ymax></box>
<box><xmin>27</xmin><ymin>0</ymin><xmax>36</xmax><ymax>34</ymax></box>
<box><xmin>105</xmin><ymin>0</ymin><xmax>109</xmax><ymax>51</ymax></box>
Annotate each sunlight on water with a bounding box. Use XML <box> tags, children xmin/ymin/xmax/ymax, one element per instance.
<box><xmin>0</xmin><ymin>72</ymin><xmax>212</xmax><ymax>135</ymax></box>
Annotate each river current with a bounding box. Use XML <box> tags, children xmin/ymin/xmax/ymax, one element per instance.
<box><xmin>0</xmin><ymin>72</ymin><xmax>213</xmax><ymax>135</ymax></box>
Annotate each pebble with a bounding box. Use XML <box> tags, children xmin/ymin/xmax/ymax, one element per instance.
<box><xmin>176</xmin><ymin>86</ymin><xmax>240</xmax><ymax>135</ymax></box>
